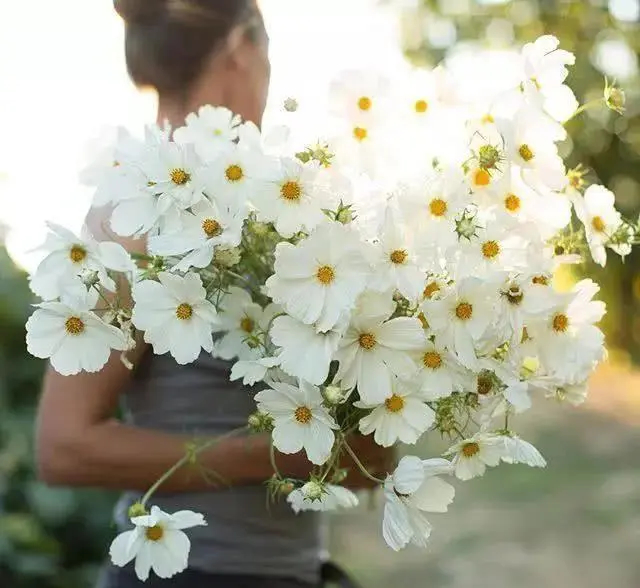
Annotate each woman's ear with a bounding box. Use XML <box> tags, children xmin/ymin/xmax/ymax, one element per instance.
<box><xmin>223</xmin><ymin>24</ymin><xmax>251</xmax><ymax>71</ymax></box>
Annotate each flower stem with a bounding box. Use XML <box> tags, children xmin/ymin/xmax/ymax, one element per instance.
<box><xmin>342</xmin><ymin>438</ymin><xmax>384</xmax><ymax>486</ymax></box>
<box><xmin>567</xmin><ymin>98</ymin><xmax>605</xmax><ymax>122</ymax></box>
<box><xmin>140</xmin><ymin>426</ymin><xmax>247</xmax><ymax>506</ymax></box>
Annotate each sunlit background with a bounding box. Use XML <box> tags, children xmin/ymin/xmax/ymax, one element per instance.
<box><xmin>1</xmin><ymin>1</ymin><xmax>640</xmax><ymax>587</ymax></box>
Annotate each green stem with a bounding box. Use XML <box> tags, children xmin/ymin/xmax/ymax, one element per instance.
<box><xmin>140</xmin><ymin>426</ymin><xmax>247</xmax><ymax>506</ymax></box>
<box><xmin>342</xmin><ymin>438</ymin><xmax>384</xmax><ymax>486</ymax></box>
<box><xmin>567</xmin><ymin>98</ymin><xmax>605</xmax><ymax>122</ymax></box>
<box><xmin>269</xmin><ymin>439</ymin><xmax>282</xmax><ymax>480</ymax></box>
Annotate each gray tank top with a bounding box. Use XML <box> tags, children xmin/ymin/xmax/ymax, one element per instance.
<box><xmin>114</xmin><ymin>352</ymin><xmax>323</xmax><ymax>583</ymax></box>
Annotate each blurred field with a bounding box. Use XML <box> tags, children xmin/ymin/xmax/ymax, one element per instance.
<box><xmin>330</xmin><ymin>363</ymin><xmax>640</xmax><ymax>588</ymax></box>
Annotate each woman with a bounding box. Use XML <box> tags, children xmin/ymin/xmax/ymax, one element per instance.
<box><xmin>35</xmin><ymin>1</ymin><xmax>391</xmax><ymax>587</ymax></box>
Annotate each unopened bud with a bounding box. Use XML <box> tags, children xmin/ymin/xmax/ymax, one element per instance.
<box><xmin>248</xmin><ymin>411</ymin><xmax>273</xmax><ymax>432</ymax></box>
<box><xmin>301</xmin><ymin>480</ymin><xmax>324</xmax><ymax>501</ymax></box>
<box><xmin>604</xmin><ymin>84</ymin><xmax>625</xmax><ymax>114</ymax></box>
<box><xmin>80</xmin><ymin>269</ymin><xmax>100</xmax><ymax>288</ymax></box>
<box><xmin>322</xmin><ymin>385</ymin><xmax>344</xmax><ymax>405</ymax></box>
<box><xmin>278</xmin><ymin>480</ymin><xmax>295</xmax><ymax>496</ymax></box>
<box><xmin>283</xmin><ymin>97</ymin><xmax>299</xmax><ymax>113</ymax></box>
<box><xmin>335</xmin><ymin>206</ymin><xmax>353</xmax><ymax>225</ymax></box>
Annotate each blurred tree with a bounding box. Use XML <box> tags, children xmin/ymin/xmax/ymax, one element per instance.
<box><xmin>396</xmin><ymin>0</ymin><xmax>640</xmax><ymax>362</ymax></box>
<box><xmin>0</xmin><ymin>247</ymin><xmax>115</xmax><ymax>588</ymax></box>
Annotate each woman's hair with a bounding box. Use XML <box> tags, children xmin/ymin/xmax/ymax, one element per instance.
<box><xmin>114</xmin><ymin>0</ymin><xmax>262</xmax><ymax>97</ymax></box>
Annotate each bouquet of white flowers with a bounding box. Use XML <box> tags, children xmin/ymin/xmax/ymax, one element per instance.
<box><xmin>25</xmin><ymin>35</ymin><xmax>636</xmax><ymax>580</ymax></box>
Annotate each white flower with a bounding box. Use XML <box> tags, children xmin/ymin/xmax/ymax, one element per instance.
<box><xmin>252</xmin><ymin>158</ymin><xmax>330</xmax><ymax>238</ymax></box>
<box><xmin>255</xmin><ymin>380</ymin><xmax>338</xmax><ymax>465</ymax></box>
<box><xmin>574</xmin><ymin>185</ymin><xmax>622</xmax><ymax>266</ymax></box>
<box><xmin>355</xmin><ymin>378</ymin><xmax>435</xmax><ymax>447</ymax></box>
<box><xmin>173</xmin><ymin>105</ymin><xmax>241</xmax><ymax>160</ymax></box>
<box><xmin>109</xmin><ymin>506</ymin><xmax>206</xmax><ymax>581</ymax></box>
<box><xmin>148</xmin><ymin>198</ymin><xmax>246</xmax><ymax>271</ymax></box>
<box><xmin>265</xmin><ymin>222</ymin><xmax>371</xmax><ymax>332</ymax></box>
<box><xmin>413</xmin><ymin>338</ymin><xmax>468</xmax><ymax>400</ymax></box>
<box><xmin>26</xmin><ymin>288</ymin><xmax>127</xmax><ymax>376</ymax></box>
<box><xmin>446</xmin><ymin>433</ymin><xmax>506</xmax><ymax>480</ymax></box>
<box><xmin>131</xmin><ymin>272</ymin><xmax>218</xmax><ymax>365</ymax></box>
<box><xmin>212</xmin><ymin>289</ymin><xmax>277</xmax><ymax>361</ymax></box>
<box><xmin>382</xmin><ymin>456</ymin><xmax>455</xmax><ymax>551</ymax></box>
<box><xmin>329</xmin><ymin>69</ymin><xmax>390</xmax><ymax>122</ymax></box>
<box><xmin>501</xmin><ymin>436</ymin><xmax>546</xmax><ymax>467</ymax></box>
<box><xmin>203</xmin><ymin>143</ymin><xmax>264</xmax><ymax>204</ymax></box>
<box><xmin>334</xmin><ymin>302</ymin><xmax>426</xmax><ymax>404</ymax></box>
<box><xmin>30</xmin><ymin>222</ymin><xmax>135</xmax><ymax>300</ymax></box>
<box><xmin>229</xmin><ymin>356</ymin><xmax>282</xmax><ymax>386</ymax></box>
<box><xmin>270</xmin><ymin>314</ymin><xmax>342</xmax><ymax>385</ymax></box>
<box><xmin>287</xmin><ymin>483</ymin><xmax>359</xmax><ymax>513</ymax></box>
<box><xmin>420</xmin><ymin>278</ymin><xmax>495</xmax><ymax>369</ymax></box>
<box><xmin>369</xmin><ymin>207</ymin><xmax>425</xmax><ymax>301</ymax></box>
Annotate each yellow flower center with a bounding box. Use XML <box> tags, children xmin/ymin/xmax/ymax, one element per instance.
<box><xmin>225</xmin><ymin>164</ymin><xmax>244</xmax><ymax>182</ymax></box>
<box><xmin>316</xmin><ymin>265</ymin><xmax>335</xmax><ymax>285</ymax></box>
<box><xmin>145</xmin><ymin>525</ymin><xmax>164</xmax><ymax>542</ymax></box>
<box><xmin>358</xmin><ymin>96</ymin><xmax>372</xmax><ymax>111</ymax></box>
<box><xmin>358</xmin><ymin>332</ymin><xmax>377</xmax><ymax>350</ymax></box>
<box><xmin>423</xmin><ymin>351</ymin><xmax>442</xmax><ymax>370</ymax></box>
<box><xmin>473</xmin><ymin>168</ymin><xmax>491</xmax><ymax>187</ymax></box>
<box><xmin>176</xmin><ymin>303</ymin><xmax>193</xmax><ymax>321</ymax></box>
<box><xmin>477</xmin><ymin>375</ymin><xmax>493</xmax><ymax>396</ymax></box>
<box><xmin>202</xmin><ymin>218</ymin><xmax>222</xmax><ymax>237</ymax></box>
<box><xmin>69</xmin><ymin>245</ymin><xmax>87</xmax><ymax>263</ymax></box>
<box><xmin>462</xmin><ymin>442</ymin><xmax>480</xmax><ymax>458</ymax></box>
<box><xmin>213</xmin><ymin>128</ymin><xmax>223</xmax><ymax>136</ymax></box>
<box><xmin>415</xmin><ymin>99</ymin><xmax>429</xmax><ymax>113</ymax></box>
<box><xmin>170</xmin><ymin>168</ymin><xmax>190</xmax><ymax>185</ymax></box>
<box><xmin>384</xmin><ymin>394</ymin><xmax>405</xmax><ymax>413</ymax></box>
<box><xmin>591</xmin><ymin>216</ymin><xmax>606</xmax><ymax>233</ymax></box>
<box><xmin>294</xmin><ymin>406</ymin><xmax>312</xmax><ymax>424</ymax></box>
<box><xmin>482</xmin><ymin>240</ymin><xmax>500</xmax><ymax>259</ymax></box>
<box><xmin>389</xmin><ymin>249</ymin><xmax>408</xmax><ymax>265</ymax></box>
<box><xmin>532</xmin><ymin>275</ymin><xmax>549</xmax><ymax>286</ymax></box>
<box><xmin>429</xmin><ymin>198</ymin><xmax>447</xmax><ymax>217</ymax></box>
<box><xmin>65</xmin><ymin>316</ymin><xmax>85</xmax><ymax>335</ymax></box>
<box><xmin>552</xmin><ymin>312</ymin><xmax>569</xmax><ymax>333</ymax></box>
<box><xmin>353</xmin><ymin>126</ymin><xmax>368</xmax><ymax>142</ymax></box>
<box><xmin>423</xmin><ymin>281</ymin><xmax>440</xmax><ymax>299</ymax></box>
<box><xmin>240</xmin><ymin>317</ymin><xmax>255</xmax><ymax>333</ymax></box>
<box><xmin>504</xmin><ymin>193</ymin><xmax>521</xmax><ymax>212</ymax></box>
<box><xmin>505</xmin><ymin>285</ymin><xmax>524</xmax><ymax>305</ymax></box>
<box><xmin>112</xmin><ymin>160</ymin><xmax>120</xmax><ymax>167</ymax></box>
<box><xmin>455</xmin><ymin>302</ymin><xmax>473</xmax><ymax>321</ymax></box>
<box><xmin>280</xmin><ymin>180</ymin><xmax>302</xmax><ymax>202</ymax></box>
<box><xmin>481</xmin><ymin>113</ymin><xmax>495</xmax><ymax>124</ymax></box>
<box><xmin>518</xmin><ymin>144</ymin><xmax>534</xmax><ymax>162</ymax></box>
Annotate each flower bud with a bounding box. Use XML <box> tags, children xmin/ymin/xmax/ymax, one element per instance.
<box><xmin>322</xmin><ymin>385</ymin><xmax>344</xmax><ymax>405</ymax></box>
<box><xmin>249</xmin><ymin>221</ymin><xmax>271</xmax><ymax>236</ymax></box>
<box><xmin>278</xmin><ymin>480</ymin><xmax>295</xmax><ymax>496</ymax></box>
<box><xmin>521</xmin><ymin>356</ymin><xmax>540</xmax><ymax>377</ymax></box>
<box><xmin>604</xmin><ymin>84</ymin><xmax>625</xmax><ymax>114</ymax></box>
<box><xmin>301</xmin><ymin>480</ymin><xmax>324</xmax><ymax>501</ymax></box>
<box><xmin>214</xmin><ymin>246</ymin><xmax>241</xmax><ymax>268</ymax></box>
<box><xmin>80</xmin><ymin>269</ymin><xmax>100</xmax><ymax>288</ymax></box>
<box><xmin>283</xmin><ymin>97</ymin><xmax>299</xmax><ymax>112</ymax></box>
<box><xmin>335</xmin><ymin>206</ymin><xmax>353</xmax><ymax>225</ymax></box>
<box><xmin>248</xmin><ymin>411</ymin><xmax>274</xmax><ymax>433</ymax></box>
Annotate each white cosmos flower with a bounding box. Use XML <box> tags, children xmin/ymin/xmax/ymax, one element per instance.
<box><xmin>446</xmin><ymin>433</ymin><xmax>506</xmax><ymax>480</ymax></box>
<box><xmin>334</xmin><ymin>302</ymin><xmax>426</xmax><ymax>404</ymax></box>
<box><xmin>30</xmin><ymin>222</ymin><xmax>135</xmax><ymax>301</ymax></box>
<box><xmin>270</xmin><ymin>314</ymin><xmax>342</xmax><ymax>385</ymax></box>
<box><xmin>131</xmin><ymin>272</ymin><xmax>218</xmax><ymax>365</ymax></box>
<box><xmin>382</xmin><ymin>456</ymin><xmax>455</xmax><ymax>551</ymax></box>
<box><xmin>287</xmin><ymin>483</ymin><xmax>359</xmax><ymax>513</ymax></box>
<box><xmin>212</xmin><ymin>288</ymin><xmax>277</xmax><ymax>361</ymax></box>
<box><xmin>109</xmin><ymin>505</ymin><xmax>206</xmax><ymax>581</ymax></box>
<box><xmin>26</xmin><ymin>288</ymin><xmax>127</xmax><ymax>376</ymax></box>
<box><xmin>148</xmin><ymin>198</ymin><xmax>246</xmax><ymax>271</ymax></box>
<box><xmin>173</xmin><ymin>105</ymin><xmax>241</xmax><ymax>160</ymax></box>
<box><xmin>255</xmin><ymin>379</ymin><xmax>338</xmax><ymax>465</ymax></box>
<box><xmin>501</xmin><ymin>435</ymin><xmax>546</xmax><ymax>467</ymax></box>
<box><xmin>574</xmin><ymin>185</ymin><xmax>622</xmax><ymax>267</ymax></box>
<box><xmin>369</xmin><ymin>207</ymin><xmax>425</xmax><ymax>301</ymax></box>
<box><xmin>252</xmin><ymin>158</ymin><xmax>330</xmax><ymax>238</ymax></box>
<box><xmin>420</xmin><ymin>278</ymin><xmax>495</xmax><ymax>369</ymax></box>
<box><xmin>203</xmin><ymin>143</ymin><xmax>264</xmax><ymax>203</ymax></box>
<box><xmin>265</xmin><ymin>221</ymin><xmax>371</xmax><ymax>332</ymax></box>
<box><xmin>229</xmin><ymin>356</ymin><xmax>282</xmax><ymax>386</ymax></box>
<box><xmin>329</xmin><ymin>69</ymin><xmax>390</xmax><ymax>122</ymax></box>
<box><xmin>499</xmin><ymin>108</ymin><xmax>567</xmax><ymax>192</ymax></box>
<box><xmin>355</xmin><ymin>378</ymin><xmax>435</xmax><ymax>447</ymax></box>
<box><xmin>413</xmin><ymin>338</ymin><xmax>468</xmax><ymax>400</ymax></box>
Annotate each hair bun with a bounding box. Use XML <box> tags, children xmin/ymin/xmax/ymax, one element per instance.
<box><xmin>114</xmin><ymin>0</ymin><xmax>167</xmax><ymax>24</ymax></box>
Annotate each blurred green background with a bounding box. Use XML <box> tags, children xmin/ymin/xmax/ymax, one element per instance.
<box><xmin>1</xmin><ymin>0</ymin><xmax>639</xmax><ymax>587</ymax></box>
